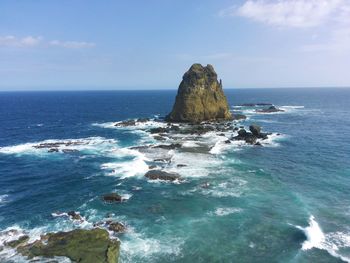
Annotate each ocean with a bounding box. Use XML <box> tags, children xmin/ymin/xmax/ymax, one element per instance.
<box><xmin>0</xmin><ymin>88</ymin><xmax>349</xmax><ymax>263</ymax></box>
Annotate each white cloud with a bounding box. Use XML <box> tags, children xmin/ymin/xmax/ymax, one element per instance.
<box><xmin>0</xmin><ymin>35</ymin><xmax>42</xmax><ymax>47</ymax></box>
<box><xmin>49</xmin><ymin>40</ymin><xmax>95</xmax><ymax>48</ymax></box>
<box><xmin>0</xmin><ymin>35</ymin><xmax>95</xmax><ymax>49</ymax></box>
<box><xmin>224</xmin><ymin>0</ymin><xmax>346</xmax><ymax>28</ymax></box>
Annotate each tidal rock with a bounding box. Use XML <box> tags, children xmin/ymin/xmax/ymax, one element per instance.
<box><xmin>152</xmin><ymin>143</ymin><xmax>181</xmax><ymax>150</ymax></box>
<box><xmin>48</xmin><ymin>148</ymin><xmax>59</xmax><ymax>153</ymax></box>
<box><xmin>107</xmin><ymin>222</ymin><xmax>126</xmax><ymax>233</ymax></box>
<box><xmin>249</xmin><ymin>124</ymin><xmax>261</xmax><ymax>136</ymax></box>
<box><xmin>234</xmin><ymin>125</ymin><xmax>270</xmax><ymax>144</ymax></box>
<box><xmin>5</xmin><ymin>235</ymin><xmax>29</xmax><ymax>248</ymax></box>
<box><xmin>177</xmin><ymin>164</ymin><xmax>187</xmax><ymax>167</ymax></box>
<box><xmin>17</xmin><ymin>228</ymin><xmax>120</xmax><ymax>263</ymax></box>
<box><xmin>232</xmin><ymin>114</ymin><xmax>247</xmax><ymax>120</ymax></box>
<box><xmin>145</xmin><ymin>170</ymin><xmax>181</xmax><ymax>181</ymax></box>
<box><xmin>256</xmin><ymin>105</ymin><xmax>284</xmax><ymax>113</ymax></box>
<box><xmin>114</xmin><ymin>119</ymin><xmax>136</xmax><ymax>127</ymax></box>
<box><xmin>166</xmin><ymin>64</ymin><xmax>232</xmax><ymax>123</ymax></box>
<box><xmin>67</xmin><ymin>211</ymin><xmax>83</xmax><ymax>221</ymax></box>
<box><xmin>102</xmin><ymin>193</ymin><xmax>124</xmax><ymax>203</ymax></box>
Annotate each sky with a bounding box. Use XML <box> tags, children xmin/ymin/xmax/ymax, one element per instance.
<box><xmin>1</xmin><ymin>0</ymin><xmax>350</xmax><ymax>90</ymax></box>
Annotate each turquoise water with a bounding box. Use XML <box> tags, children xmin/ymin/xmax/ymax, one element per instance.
<box><xmin>0</xmin><ymin>88</ymin><xmax>349</xmax><ymax>262</ymax></box>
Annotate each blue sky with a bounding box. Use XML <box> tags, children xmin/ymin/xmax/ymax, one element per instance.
<box><xmin>1</xmin><ymin>0</ymin><xmax>350</xmax><ymax>90</ymax></box>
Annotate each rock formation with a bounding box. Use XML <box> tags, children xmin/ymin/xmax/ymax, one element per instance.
<box><xmin>166</xmin><ymin>64</ymin><xmax>232</xmax><ymax>123</ymax></box>
<box><xmin>16</xmin><ymin>228</ymin><xmax>120</xmax><ymax>263</ymax></box>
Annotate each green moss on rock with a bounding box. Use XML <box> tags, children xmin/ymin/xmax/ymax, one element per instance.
<box><xmin>18</xmin><ymin>228</ymin><xmax>120</xmax><ymax>263</ymax></box>
<box><xmin>166</xmin><ymin>64</ymin><xmax>232</xmax><ymax>123</ymax></box>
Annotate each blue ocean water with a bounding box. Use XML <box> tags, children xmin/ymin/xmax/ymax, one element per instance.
<box><xmin>0</xmin><ymin>88</ymin><xmax>349</xmax><ymax>262</ymax></box>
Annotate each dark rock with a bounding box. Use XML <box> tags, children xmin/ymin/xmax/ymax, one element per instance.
<box><xmin>48</xmin><ymin>148</ymin><xmax>59</xmax><ymax>153</ymax></box>
<box><xmin>225</xmin><ymin>140</ymin><xmax>231</xmax><ymax>144</ymax></box>
<box><xmin>148</xmin><ymin>165</ymin><xmax>157</xmax><ymax>169</ymax></box>
<box><xmin>153</xmin><ymin>135</ymin><xmax>166</xmax><ymax>141</ymax></box>
<box><xmin>114</xmin><ymin>119</ymin><xmax>136</xmax><ymax>127</ymax></box>
<box><xmin>152</xmin><ymin>143</ymin><xmax>181</xmax><ymax>150</ymax></box>
<box><xmin>255</xmin><ymin>142</ymin><xmax>263</xmax><ymax>146</ymax></box>
<box><xmin>103</xmin><ymin>193</ymin><xmax>124</xmax><ymax>203</ymax></box>
<box><xmin>136</xmin><ymin>118</ymin><xmax>150</xmax><ymax>123</ymax></box>
<box><xmin>166</xmin><ymin>64</ymin><xmax>232</xmax><ymax>122</ymax></box>
<box><xmin>238</xmin><ymin>129</ymin><xmax>247</xmax><ymax>136</ymax></box>
<box><xmin>67</xmin><ymin>211</ymin><xmax>83</xmax><ymax>221</ymax></box>
<box><xmin>180</xmin><ymin>125</ymin><xmax>215</xmax><ymax>135</ymax></box>
<box><xmin>232</xmin><ymin>114</ymin><xmax>247</xmax><ymax>120</ymax></box>
<box><xmin>201</xmin><ymin>182</ymin><xmax>210</xmax><ymax>188</ymax></box>
<box><xmin>256</xmin><ymin>105</ymin><xmax>284</xmax><ymax>113</ymax></box>
<box><xmin>249</xmin><ymin>124</ymin><xmax>261</xmax><ymax>136</ymax></box>
<box><xmin>17</xmin><ymin>228</ymin><xmax>120</xmax><ymax>263</ymax></box>
<box><xmin>108</xmin><ymin>222</ymin><xmax>126</xmax><ymax>233</ymax></box>
<box><xmin>177</xmin><ymin>164</ymin><xmax>187</xmax><ymax>167</ymax></box>
<box><xmin>145</xmin><ymin>170</ymin><xmax>181</xmax><ymax>181</ymax></box>
<box><xmin>149</xmin><ymin>127</ymin><xmax>169</xmax><ymax>134</ymax></box>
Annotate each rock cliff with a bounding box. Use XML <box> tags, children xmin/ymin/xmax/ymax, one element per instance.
<box><xmin>166</xmin><ymin>64</ymin><xmax>232</xmax><ymax>123</ymax></box>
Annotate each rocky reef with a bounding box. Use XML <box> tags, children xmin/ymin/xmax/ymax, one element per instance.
<box><xmin>166</xmin><ymin>64</ymin><xmax>232</xmax><ymax>123</ymax></box>
<box><xmin>10</xmin><ymin>228</ymin><xmax>120</xmax><ymax>263</ymax></box>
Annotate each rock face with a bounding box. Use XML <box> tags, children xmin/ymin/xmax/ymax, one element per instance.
<box><xmin>17</xmin><ymin>228</ymin><xmax>120</xmax><ymax>263</ymax></box>
<box><xmin>166</xmin><ymin>64</ymin><xmax>232</xmax><ymax>123</ymax></box>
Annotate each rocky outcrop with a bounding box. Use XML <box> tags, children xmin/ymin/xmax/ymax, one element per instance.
<box><xmin>16</xmin><ymin>228</ymin><xmax>120</xmax><ymax>263</ymax></box>
<box><xmin>166</xmin><ymin>64</ymin><xmax>232</xmax><ymax>123</ymax></box>
<box><xmin>233</xmin><ymin>124</ymin><xmax>270</xmax><ymax>145</ymax></box>
<box><xmin>145</xmin><ymin>170</ymin><xmax>181</xmax><ymax>181</ymax></box>
<box><xmin>256</xmin><ymin>105</ymin><xmax>284</xmax><ymax>113</ymax></box>
<box><xmin>102</xmin><ymin>193</ymin><xmax>124</xmax><ymax>203</ymax></box>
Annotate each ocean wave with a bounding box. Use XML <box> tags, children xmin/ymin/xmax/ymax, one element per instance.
<box><xmin>93</xmin><ymin>119</ymin><xmax>168</xmax><ymax>130</ymax></box>
<box><xmin>0</xmin><ymin>137</ymin><xmax>118</xmax><ymax>156</ymax></box>
<box><xmin>296</xmin><ymin>216</ymin><xmax>350</xmax><ymax>262</ymax></box>
<box><xmin>101</xmin><ymin>148</ymin><xmax>149</xmax><ymax>178</ymax></box>
<box><xmin>208</xmin><ymin>207</ymin><xmax>242</xmax><ymax>216</ymax></box>
<box><xmin>120</xmin><ymin>228</ymin><xmax>183</xmax><ymax>262</ymax></box>
<box><xmin>0</xmin><ymin>194</ymin><xmax>9</xmax><ymax>205</ymax></box>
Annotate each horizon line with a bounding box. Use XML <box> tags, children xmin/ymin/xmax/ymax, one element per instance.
<box><xmin>1</xmin><ymin>86</ymin><xmax>350</xmax><ymax>92</ymax></box>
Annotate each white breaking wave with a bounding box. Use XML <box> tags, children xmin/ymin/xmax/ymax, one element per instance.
<box><xmin>120</xmin><ymin>228</ymin><xmax>183</xmax><ymax>263</ymax></box>
<box><xmin>209</xmin><ymin>207</ymin><xmax>242</xmax><ymax>216</ymax></box>
<box><xmin>0</xmin><ymin>194</ymin><xmax>9</xmax><ymax>204</ymax></box>
<box><xmin>101</xmin><ymin>148</ymin><xmax>149</xmax><ymax>178</ymax></box>
<box><xmin>93</xmin><ymin>119</ymin><xmax>168</xmax><ymax>130</ymax></box>
<box><xmin>0</xmin><ymin>137</ymin><xmax>118</xmax><ymax>156</ymax></box>
<box><xmin>296</xmin><ymin>216</ymin><xmax>350</xmax><ymax>262</ymax></box>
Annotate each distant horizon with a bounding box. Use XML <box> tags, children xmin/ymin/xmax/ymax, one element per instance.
<box><xmin>1</xmin><ymin>86</ymin><xmax>350</xmax><ymax>92</ymax></box>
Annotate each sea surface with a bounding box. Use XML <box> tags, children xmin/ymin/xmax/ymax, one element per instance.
<box><xmin>0</xmin><ymin>88</ymin><xmax>349</xmax><ymax>263</ymax></box>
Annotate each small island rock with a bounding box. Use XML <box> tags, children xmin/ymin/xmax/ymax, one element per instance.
<box><xmin>166</xmin><ymin>64</ymin><xmax>232</xmax><ymax>123</ymax></box>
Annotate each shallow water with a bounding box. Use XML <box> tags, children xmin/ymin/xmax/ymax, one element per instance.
<box><xmin>0</xmin><ymin>88</ymin><xmax>350</xmax><ymax>262</ymax></box>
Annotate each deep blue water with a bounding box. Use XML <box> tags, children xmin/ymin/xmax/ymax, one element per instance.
<box><xmin>0</xmin><ymin>88</ymin><xmax>350</xmax><ymax>263</ymax></box>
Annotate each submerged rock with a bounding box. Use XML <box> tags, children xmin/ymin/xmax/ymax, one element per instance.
<box><xmin>166</xmin><ymin>64</ymin><xmax>232</xmax><ymax>123</ymax></box>
<box><xmin>145</xmin><ymin>170</ymin><xmax>181</xmax><ymax>181</ymax></box>
<box><xmin>17</xmin><ymin>228</ymin><xmax>120</xmax><ymax>263</ymax></box>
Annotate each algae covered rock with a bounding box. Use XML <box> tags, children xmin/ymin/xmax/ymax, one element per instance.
<box><xmin>166</xmin><ymin>64</ymin><xmax>232</xmax><ymax>123</ymax></box>
<box><xmin>18</xmin><ymin>228</ymin><xmax>120</xmax><ymax>263</ymax></box>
